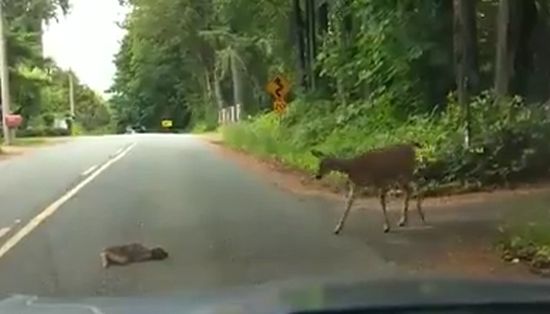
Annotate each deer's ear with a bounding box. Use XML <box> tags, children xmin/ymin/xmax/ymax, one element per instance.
<box><xmin>311</xmin><ymin>149</ymin><xmax>325</xmax><ymax>158</ymax></box>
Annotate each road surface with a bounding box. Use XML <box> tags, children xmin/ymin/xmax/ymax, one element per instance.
<box><xmin>0</xmin><ymin>134</ymin><xmax>397</xmax><ymax>297</ymax></box>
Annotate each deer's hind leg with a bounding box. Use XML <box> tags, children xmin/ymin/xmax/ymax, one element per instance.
<box><xmin>100</xmin><ymin>252</ymin><xmax>109</xmax><ymax>268</ymax></box>
<box><xmin>379</xmin><ymin>187</ymin><xmax>391</xmax><ymax>233</ymax></box>
<box><xmin>416</xmin><ymin>189</ymin><xmax>426</xmax><ymax>224</ymax></box>
<box><xmin>104</xmin><ymin>251</ymin><xmax>129</xmax><ymax>266</ymax></box>
<box><xmin>334</xmin><ymin>181</ymin><xmax>356</xmax><ymax>235</ymax></box>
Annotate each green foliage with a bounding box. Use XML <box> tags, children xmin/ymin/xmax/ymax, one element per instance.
<box><xmin>191</xmin><ymin>121</ymin><xmax>217</xmax><ymax>133</ymax></box>
<box><xmin>223</xmin><ymin>91</ymin><xmax>550</xmax><ymax>193</ymax></box>
<box><xmin>41</xmin><ymin>113</ymin><xmax>55</xmax><ymax>127</ymax></box>
<box><xmin>498</xmin><ymin>203</ymin><xmax>550</xmax><ymax>271</ymax></box>
<box><xmin>0</xmin><ymin>0</ymin><xmax>110</xmax><ymax>136</ymax></box>
<box><xmin>110</xmin><ymin>0</ymin><xmax>293</xmax><ymax>130</ymax></box>
<box><xmin>70</xmin><ymin>122</ymin><xmax>86</xmax><ymax>136</ymax></box>
<box><xmin>16</xmin><ymin>127</ymin><xmax>70</xmax><ymax>137</ymax></box>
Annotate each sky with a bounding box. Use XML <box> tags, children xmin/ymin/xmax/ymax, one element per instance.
<box><xmin>42</xmin><ymin>0</ymin><xmax>129</xmax><ymax>95</ymax></box>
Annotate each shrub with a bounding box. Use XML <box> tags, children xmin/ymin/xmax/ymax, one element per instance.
<box><xmin>192</xmin><ymin>121</ymin><xmax>217</xmax><ymax>133</ymax></box>
<box><xmin>41</xmin><ymin>113</ymin><xmax>55</xmax><ymax>127</ymax></box>
<box><xmin>16</xmin><ymin>127</ymin><xmax>70</xmax><ymax>137</ymax></box>
<box><xmin>222</xmin><ymin>91</ymin><xmax>550</xmax><ymax>193</ymax></box>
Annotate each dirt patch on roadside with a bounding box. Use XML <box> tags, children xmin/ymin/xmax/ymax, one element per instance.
<box><xmin>411</xmin><ymin>244</ymin><xmax>534</xmax><ymax>279</ymax></box>
<box><xmin>0</xmin><ymin>146</ymin><xmax>32</xmax><ymax>160</ymax></box>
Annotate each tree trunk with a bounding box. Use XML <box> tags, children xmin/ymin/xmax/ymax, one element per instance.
<box><xmin>307</xmin><ymin>0</ymin><xmax>317</xmax><ymax>89</ymax></box>
<box><xmin>494</xmin><ymin>0</ymin><xmax>528</xmax><ymax>98</ymax></box>
<box><xmin>510</xmin><ymin>0</ymin><xmax>537</xmax><ymax>96</ymax></box>
<box><xmin>230</xmin><ymin>51</ymin><xmax>245</xmax><ymax>111</ymax></box>
<box><xmin>494</xmin><ymin>0</ymin><xmax>510</xmax><ymax>98</ymax></box>
<box><xmin>318</xmin><ymin>1</ymin><xmax>329</xmax><ymax>35</ymax></box>
<box><xmin>304</xmin><ymin>0</ymin><xmax>312</xmax><ymax>90</ymax></box>
<box><xmin>204</xmin><ymin>68</ymin><xmax>213</xmax><ymax>101</ymax></box>
<box><xmin>293</xmin><ymin>0</ymin><xmax>307</xmax><ymax>89</ymax></box>
<box><xmin>453</xmin><ymin>0</ymin><xmax>479</xmax><ymax>147</ymax></box>
<box><xmin>213</xmin><ymin>69</ymin><xmax>224</xmax><ymax>110</ymax></box>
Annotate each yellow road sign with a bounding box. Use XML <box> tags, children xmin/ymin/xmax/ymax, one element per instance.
<box><xmin>161</xmin><ymin>120</ymin><xmax>173</xmax><ymax>128</ymax></box>
<box><xmin>266</xmin><ymin>75</ymin><xmax>290</xmax><ymax>100</ymax></box>
<box><xmin>273</xmin><ymin>99</ymin><xmax>287</xmax><ymax>114</ymax></box>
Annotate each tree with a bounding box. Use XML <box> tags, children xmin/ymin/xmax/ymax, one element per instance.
<box><xmin>494</xmin><ymin>0</ymin><xmax>538</xmax><ymax>99</ymax></box>
<box><xmin>2</xmin><ymin>0</ymin><xmax>70</xmax><ymax>125</ymax></box>
<box><xmin>453</xmin><ymin>0</ymin><xmax>480</xmax><ymax>147</ymax></box>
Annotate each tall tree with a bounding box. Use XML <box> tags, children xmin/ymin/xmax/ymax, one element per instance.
<box><xmin>494</xmin><ymin>0</ymin><xmax>537</xmax><ymax>99</ymax></box>
<box><xmin>453</xmin><ymin>0</ymin><xmax>479</xmax><ymax>147</ymax></box>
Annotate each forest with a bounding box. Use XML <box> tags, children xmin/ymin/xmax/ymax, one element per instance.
<box><xmin>1</xmin><ymin>0</ymin><xmax>111</xmax><ymax>138</ymax></box>
<box><xmin>112</xmin><ymin>0</ymin><xmax>550</xmax><ymax>192</ymax></box>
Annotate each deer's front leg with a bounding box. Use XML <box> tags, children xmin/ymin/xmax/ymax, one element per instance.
<box><xmin>398</xmin><ymin>182</ymin><xmax>411</xmax><ymax>227</ymax></box>
<box><xmin>334</xmin><ymin>182</ymin><xmax>356</xmax><ymax>235</ymax></box>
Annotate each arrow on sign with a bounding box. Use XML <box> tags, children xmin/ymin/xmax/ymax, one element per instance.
<box><xmin>274</xmin><ymin>77</ymin><xmax>283</xmax><ymax>98</ymax></box>
<box><xmin>266</xmin><ymin>75</ymin><xmax>290</xmax><ymax>100</ymax></box>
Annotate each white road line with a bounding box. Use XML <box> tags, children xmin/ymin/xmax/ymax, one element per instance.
<box><xmin>0</xmin><ymin>142</ymin><xmax>137</xmax><ymax>259</ymax></box>
<box><xmin>81</xmin><ymin>165</ymin><xmax>98</xmax><ymax>176</ymax></box>
<box><xmin>0</xmin><ymin>228</ymin><xmax>10</xmax><ymax>240</ymax></box>
<box><xmin>114</xmin><ymin>147</ymin><xmax>124</xmax><ymax>156</ymax></box>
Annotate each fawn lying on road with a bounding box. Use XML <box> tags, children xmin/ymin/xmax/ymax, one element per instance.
<box><xmin>312</xmin><ymin>143</ymin><xmax>426</xmax><ymax>234</ymax></box>
<box><xmin>100</xmin><ymin>243</ymin><xmax>169</xmax><ymax>268</ymax></box>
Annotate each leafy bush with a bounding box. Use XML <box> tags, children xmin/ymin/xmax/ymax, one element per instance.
<box><xmin>41</xmin><ymin>113</ymin><xmax>55</xmax><ymax>127</ymax></box>
<box><xmin>16</xmin><ymin>127</ymin><xmax>70</xmax><ymax>137</ymax></box>
<box><xmin>222</xmin><ymin>91</ymin><xmax>550</xmax><ymax>193</ymax></box>
<box><xmin>192</xmin><ymin>121</ymin><xmax>217</xmax><ymax>133</ymax></box>
<box><xmin>70</xmin><ymin>122</ymin><xmax>85</xmax><ymax>136</ymax></box>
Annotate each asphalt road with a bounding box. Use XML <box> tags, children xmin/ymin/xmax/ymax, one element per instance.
<box><xmin>0</xmin><ymin>134</ymin><xmax>397</xmax><ymax>297</ymax></box>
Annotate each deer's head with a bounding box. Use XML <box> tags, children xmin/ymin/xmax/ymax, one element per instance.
<box><xmin>311</xmin><ymin>149</ymin><xmax>333</xmax><ymax>179</ymax></box>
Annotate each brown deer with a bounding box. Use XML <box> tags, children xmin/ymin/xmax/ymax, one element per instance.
<box><xmin>312</xmin><ymin>143</ymin><xmax>425</xmax><ymax>234</ymax></box>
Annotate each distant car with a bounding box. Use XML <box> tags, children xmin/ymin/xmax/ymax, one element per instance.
<box><xmin>125</xmin><ymin>125</ymin><xmax>146</xmax><ymax>134</ymax></box>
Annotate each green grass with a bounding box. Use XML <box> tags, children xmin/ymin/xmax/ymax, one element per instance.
<box><xmin>11</xmin><ymin>137</ymin><xmax>49</xmax><ymax>146</ymax></box>
<box><xmin>6</xmin><ymin>136</ymin><xmax>69</xmax><ymax>147</ymax></box>
<box><xmin>498</xmin><ymin>202</ymin><xmax>550</xmax><ymax>270</ymax></box>
<box><xmin>191</xmin><ymin>121</ymin><xmax>218</xmax><ymax>133</ymax></box>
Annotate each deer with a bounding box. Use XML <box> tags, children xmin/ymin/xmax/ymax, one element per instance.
<box><xmin>311</xmin><ymin>143</ymin><xmax>426</xmax><ymax>234</ymax></box>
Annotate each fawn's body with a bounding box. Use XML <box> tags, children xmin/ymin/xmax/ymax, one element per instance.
<box><xmin>312</xmin><ymin>143</ymin><xmax>425</xmax><ymax>233</ymax></box>
<box><xmin>100</xmin><ymin>243</ymin><xmax>168</xmax><ymax>268</ymax></box>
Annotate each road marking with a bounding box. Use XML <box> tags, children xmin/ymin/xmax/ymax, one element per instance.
<box><xmin>0</xmin><ymin>228</ymin><xmax>10</xmax><ymax>240</ymax></box>
<box><xmin>81</xmin><ymin>164</ymin><xmax>98</xmax><ymax>176</ymax></box>
<box><xmin>0</xmin><ymin>142</ymin><xmax>136</xmax><ymax>260</ymax></box>
<box><xmin>25</xmin><ymin>296</ymin><xmax>105</xmax><ymax>314</ymax></box>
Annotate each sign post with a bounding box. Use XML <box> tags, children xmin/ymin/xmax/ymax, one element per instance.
<box><xmin>266</xmin><ymin>75</ymin><xmax>290</xmax><ymax>115</ymax></box>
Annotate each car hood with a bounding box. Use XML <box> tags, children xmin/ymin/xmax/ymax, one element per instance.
<box><xmin>2</xmin><ymin>276</ymin><xmax>550</xmax><ymax>313</ymax></box>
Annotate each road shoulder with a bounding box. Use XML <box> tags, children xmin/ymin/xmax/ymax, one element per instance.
<box><xmin>199</xmin><ymin>134</ymin><xmax>545</xmax><ymax>280</ymax></box>
<box><xmin>1</xmin><ymin>137</ymin><xmax>69</xmax><ymax>161</ymax></box>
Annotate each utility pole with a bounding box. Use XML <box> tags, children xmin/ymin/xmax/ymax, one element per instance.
<box><xmin>0</xmin><ymin>1</ymin><xmax>12</xmax><ymax>145</ymax></box>
<box><xmin>69</xmin><ymin>69</ymin><xmax>75</xmax><ymax>118</ymax></box>
<box><xmin>68</xmin><ymin>69</ymin><xmax>76</xmax><ymax>134</ymax></box>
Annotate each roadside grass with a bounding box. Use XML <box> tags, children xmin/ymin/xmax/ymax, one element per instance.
<box><xmin>197</xmin><ymin>130</ymin><xmax>223</xmax><ymax>144</ymax></box>
<box><xmin>220</xmin><ymin>94</ymin><xmax>550</xmax><ymax>276</ymax></box>
<box><xmin>12</xmin><ymin>137</ymin><xmax>49</xmax><ymax>146</ymax></box>
<box><xmin>498</xmin><ymin>204</ymin><xmax>550</xmax><ymax>274</ymax></box>
<box><xmin>2</xmin><ymin>137</ymin><xmax>66</xmax><ymax>148</ymax></box>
